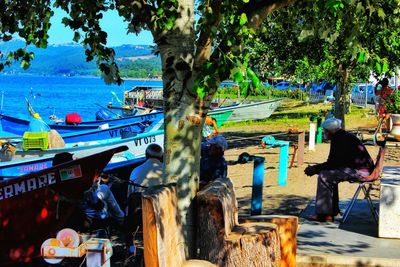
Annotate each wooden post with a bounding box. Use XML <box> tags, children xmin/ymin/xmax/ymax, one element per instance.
<box><xmin>251</xmin><ymin>156</ymin><xmax>265</xmax><ymax>215</ymax></box>
<box><xmin>298</xmin><ymin>131</ymin><xmax>305</xmax><ymax>166</ymax></box>
<box><xmin>309</xmin><ymin>123</ymin><xmax>316</xmax><ymax>151</ymax></box>
<box><xmin>278</xmin><ymin>142</ymin><xmax>289</xmax><ymax>186</ymax></box>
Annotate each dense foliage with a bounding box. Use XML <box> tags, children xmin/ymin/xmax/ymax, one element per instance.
<box><xmin>386</xmin><ymin>90</ymin><xmax>400</xmax><ymax>114</ymax></box>
<box><xmin>251</xmin><ymin>0</ymin><xmax>400</xmax><ymax>126</ymax></box>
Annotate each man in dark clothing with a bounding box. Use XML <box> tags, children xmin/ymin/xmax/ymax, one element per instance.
<box><xmin>304</xmin><ymin>118</ymin><xmax>374</xmax><ymax>222</ymax></box>
<box><xmin>200</xmin><ymin>136</ymin><xmax>228</xmax><ymax>188</ymax></box>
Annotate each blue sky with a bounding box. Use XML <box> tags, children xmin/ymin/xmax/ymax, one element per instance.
<box><xmin>48</xmin><ymin>9</ymin><xmax>154</xmax><ymax>46</ymax></box>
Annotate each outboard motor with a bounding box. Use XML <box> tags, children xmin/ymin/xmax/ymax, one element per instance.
<box><xmin>95</xmin><ymin>109</ymin><xmax>112</xmax><ymax>121</ymax></box>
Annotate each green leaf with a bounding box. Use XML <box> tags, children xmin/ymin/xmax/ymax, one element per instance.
<box><xmin>377</xmin><ymin>8</ymin><xmax>385</xmax><ymax>19</ymax></box>
<box><xmin>233</xmin><ymin>71</ymin><xmax>244</xmax><ymax>83</ymax></box>
<box><xmin>157</xmin><ymin>8</ymin><xmax>164</xmax><ymax>15</ymax></box>
<box><xmin>239</xmin><ymin>13</ymin><xmax>248</xmax><ymax>26</ymax></box>
<box><xmin>20</xmin><ymin>60</ymin><xmax>30</xmax><ymax>70</ymax></box>
<box><xmin>299</xmin><ymin>29</ymin><xmax>314</xmax><ymax>41</ymax></box>
<box><xmin>375</xmin><ymin>62</ymin><xmax>382</xmax><ymax>74</ymax></box>
<box><xmin>164</xmin><ymin>19</ymin><xmax>174</xmax><ymax>30</ymax></box>
<box><xmin>357</xmin><ymin>51</ymin><xmax>366</xmax><ymax>63</ymax></box>
<box><xmin>383</xmin><ymin>62</ymin><xmax>389</xmax><ymax>73</ymax></box>
<box><xmin>73</xmin><ymin>32</ymin><xmax>81</xmax><ymax>42</ymax></box>
<box><xmin>240</xmin><ymin>82</ymin><xmax>249</xmax><ymax>98</ymax></box>
<box><xmin>2</xmin><ymin>35</ymin><xmax>12</xmax><ymax>42</ymax></box>
<box><xmin>196</xmin><ymin>84</ymin><xmax>206</xmax><ymax>99</ymax></box>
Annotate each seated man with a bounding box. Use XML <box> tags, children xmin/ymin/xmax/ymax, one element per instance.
<box><xmin>128</xmin><ymin>144</ymin><xmax>163</xmax><ymax>196</ymax></box>
<box><xmin>200</xmin><ymin>135</ymin><xmax>228</xmax><ymax>188</ymax></box>
<box><xmin>304</xmin><ymin>118</ymin><xmax>374</xmax><ymax>222</ymax></box>
<box><xmin>202</xmin><ymin>116</ymin><xmax>219</xmax><ymax>139</ymax></box>
<box><xmin>80</xmin><ymin>173</ymin><xmax>125</xmax><ymax>230</ymax></box>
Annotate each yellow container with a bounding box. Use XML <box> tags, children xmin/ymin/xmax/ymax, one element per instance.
<box><xmin>22</xmin><ymin>132</ymin><xmax>49</xmax><ymax>151</ymax></box>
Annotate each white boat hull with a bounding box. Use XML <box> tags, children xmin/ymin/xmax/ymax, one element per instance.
<box><xmin>216</xmin><ymin>98</ymin><xmax>282</xmax><ymax>122</ymax></box>
<box><xmin>15</xmin><ymin>130</ymin><xmax>164</xmax><ymax>160</ymax></box>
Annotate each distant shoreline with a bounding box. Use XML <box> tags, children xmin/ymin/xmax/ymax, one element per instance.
<box><xmin>0</xmin><ymin>73</ymin><xmax>162</xmax><ymax>81</ymax></box>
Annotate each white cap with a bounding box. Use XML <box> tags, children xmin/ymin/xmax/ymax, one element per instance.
<box><xmin>207</xmin><ymin>136</ymin><xmax>228</xmax><ymax>151</ymax></box>
<box><xmin>322</xmin><ymin>118</ymin><xmax>342</xmax><ymax>132</ymax></box>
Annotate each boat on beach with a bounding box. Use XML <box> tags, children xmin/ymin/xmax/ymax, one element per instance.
<box><xmin>0</xmin><ymin>134</ymin><xmax>158</xmax><ymax>181</ymax></box>
<box><xmin>13</xmin><ymin>129</ymin><xmax>164</xmax><ymax>159</ymax></box>
<box><xmin>0</xmin><ymin>111</ymin><xmax>164</xmax><ymax>136</ymax></box>
<box><xmin>0</xmin><ymin>145</ymin><xmax>128</xmax><ymax>265</ymax></box>
<box><xmin>214</xmin><ymin>98</ymin><xmax>283</xmax><ymax>122</ymax></box>
<box><xmin>107</xmin><ymin>85</ymin><xmax>282</xmax><ymax>124</ymax></box>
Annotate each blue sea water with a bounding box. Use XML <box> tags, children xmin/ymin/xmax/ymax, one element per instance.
<box><xmin>0</xmin><ymin>75</ymin><xmax>162</xmax><ymax>116</ymax></box>
<box><xmin>0</xmin><ymin>75</ymin><xmax>162</xmax><ymax>136</ymax></box>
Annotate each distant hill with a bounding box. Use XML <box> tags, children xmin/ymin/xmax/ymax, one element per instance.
<box><xmin>0</xmin><ymin>40</ymin><xmax>161</xmax><ymax>78</ymax></box>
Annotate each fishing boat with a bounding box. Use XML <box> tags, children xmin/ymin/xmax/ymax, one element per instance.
<box><xmin>0</xmin><ymin>111</ymin><xmax>164</xmax><ymax>136</ymax></box>
<box><xmin>108</xmin><ymin>85</ymin><xmax>282</xmax><ymax>124</ymax></box>
<box><xmin>214</xmin><ymin>98</ymin><xmax>283</xmax><ymax>122</ymax></box>
<box><xmin>0</xmin><ymin>145</ymin><xmax>128</xmax><ymax>265</ymax></box>
<box><xmin>107</xmin><ymin>85</ymin><xmax>234</xmax><ymax>126</ymax></box>
<box><xmin>59</xmin><ymin>119</ymin><xmax>161</xmax><ymax>143</ymax></box>
<box><xmin>55</xmin><ymin>110</ymin><xmax>163</xmax><ymax>126</ymax></box>
<box><xmin>0</xmin><ymin>131</ymin><xmax>164</xmax><ymax>180</ymax></box>
<box><xmin>14</xmin><ymin>130</ymin><xmax>164</xmax><ymax>160</ymax></box>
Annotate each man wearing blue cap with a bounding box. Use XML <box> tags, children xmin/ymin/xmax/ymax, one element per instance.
<box><xmin>200</xmin><ymin>135</ymin><xmax>228</xmax><ymax>188</ymax></box>
<box><xmin>304</xmin><ymin>118</ymin><xmax>374</xmax><ymax>222</ymax></box>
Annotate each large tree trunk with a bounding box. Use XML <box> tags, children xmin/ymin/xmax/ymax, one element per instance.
<box><xmin>155</xmin><ymin>0</ymin><xmax>201</xmax><ymax>257</ymax></box>
<box><xmin>334</xmin><ymin>65</ymin><xmax>350</xmax><ymax>129</ymax></box>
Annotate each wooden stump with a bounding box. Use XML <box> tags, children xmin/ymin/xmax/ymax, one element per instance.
<box><xmin>197</xmin><ymin>178</ymin><xmax>281</xmax><ymax>266</ymax></box>
<box><xmin>243</xmin><ymin>215</ymin><xmax>298</xmax><ymax>267</ymax></box>
<box><xmin>142</xmin><ymin>184</ymin><xmax>216</xmax><ymax>267</ymax></box>
<box><xmin>142</xmin><ymin>184</ymin><xmax>186</xmax><ymax>267</ymax></box>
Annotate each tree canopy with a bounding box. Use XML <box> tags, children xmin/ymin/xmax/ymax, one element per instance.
<box><xmin>252</xmin><ymin>0</ymin><xmax>400</xmax><ymax>126</ymax></box>
<box><xmin>0</xmin><ymin>0</ymin><xmax>298</xmax><ymax>256</ymax></box>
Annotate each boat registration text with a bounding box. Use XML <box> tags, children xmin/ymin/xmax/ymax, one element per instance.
<box><xmin>0</xmin><ymin>173</ymin><xmax>56</xmax><ymax>200</ymax></box>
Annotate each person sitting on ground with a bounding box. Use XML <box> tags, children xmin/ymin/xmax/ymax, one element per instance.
<box><xmin>304</xmin><ymin>118</ymin><xmax>374</xmax><ymax>222</ymax></box>
<box><xmin>80</xmin><ymin>173</ymin><xmax>125</xmax><ymax>230</ymax></box>
<box><xmin>200</xmin><ymin>135</ymin><xmax>228</xmax><ymax>188</ymax></box>
<box><xmin>202</xmin><ymin>116</ymin><xmax>219</xmax><ymax>139</ymax></box>
<box><xmin>128</xmin><ymin>143</ymin><xmax>163</xmax><ymax>196</ymax></box>
<box><xmin>375</xmin><ymin>78</ymin><xmax>393</xmax><ymax>131</ymax></box>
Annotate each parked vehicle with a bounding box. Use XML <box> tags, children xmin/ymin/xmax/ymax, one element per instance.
<box><xmin>312</xmin><ymin>81</ymin><xmax>337</xmax><ymax>94</ymax></box>
<box><xmin>274</xmin><ymin>81</ymin><xmax>297</xmax><ymax>90</ymax></box>
<box><xmin>351</xmin><ymin>84</ymin><xmax>376</xmax><ymax>105</ymax></box>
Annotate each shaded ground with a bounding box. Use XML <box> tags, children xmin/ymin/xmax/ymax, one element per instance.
<box><xmin>25</xmin><ymin>125</ymin><xmax>400</xmax><ymax>266</ymax></box>
<box><xmin>223</xmin><ymin>128</ymin><xmax>400</xmax><ymax>217</ymax></box>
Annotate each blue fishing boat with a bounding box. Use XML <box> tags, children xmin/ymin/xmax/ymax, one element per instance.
<box><xmin>57</xmin><ymin>110</ymin><xmax>163</xmax><ymax>126</ymax></box>
<box><xmin>60</xmin><ymin>117</ymin><xmax>163</xmax><ymax>143</ymax></box>
<box><xmin>0</xmin><ymin>111</ymin><xmax>164</xmax><ymax>136</ymax></box>
<box><xmin>15</xmin><ymin>129</ymin><xmax>163</xmax><ymax>159</ymax></box>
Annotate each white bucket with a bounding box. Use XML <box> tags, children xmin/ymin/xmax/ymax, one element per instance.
<box><xmin>98</xmin><ymin>123</ymin><xmax>109</xmax><ymax>130</ymax></box>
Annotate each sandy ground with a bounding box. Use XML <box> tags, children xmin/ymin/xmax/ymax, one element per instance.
<box><xmin>222</xmin><ymin>127</ymin><xmax>400</xmax><ymax>217</ymax></box>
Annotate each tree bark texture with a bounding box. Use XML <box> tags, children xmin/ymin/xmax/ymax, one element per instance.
<box><xmin>196</xmin><ymin>178</ymin><xmax>281</xmax><ymax>266</ymax></box>
<box><xmin>335</xmin><ymin>65</ymin><xmax>350</xmax><ymax>129</ymax></box>
<box><xmin>155</xmin><ymin>0</ymin><xmax>202</xmax><ymax>257</ymax></box>
<box><xmin>142</xmin><ymin>184</ymin><xmax>215</xmax><ymax>267</ymax></box>
<box><xmin>242</xmin><ymin>215</ymin><xmax>298</xmax><ymax>267</ymax></box>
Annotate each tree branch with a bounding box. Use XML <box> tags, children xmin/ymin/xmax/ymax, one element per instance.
<box><xmin>244</xmin><ymin>0</ymin><xmax>298</xmax><ymax>29</ymax></box>
<box><xmin>194</xmin><ymin>0</ymin><xmax>223</xmax><ymax>70</ymax></box>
